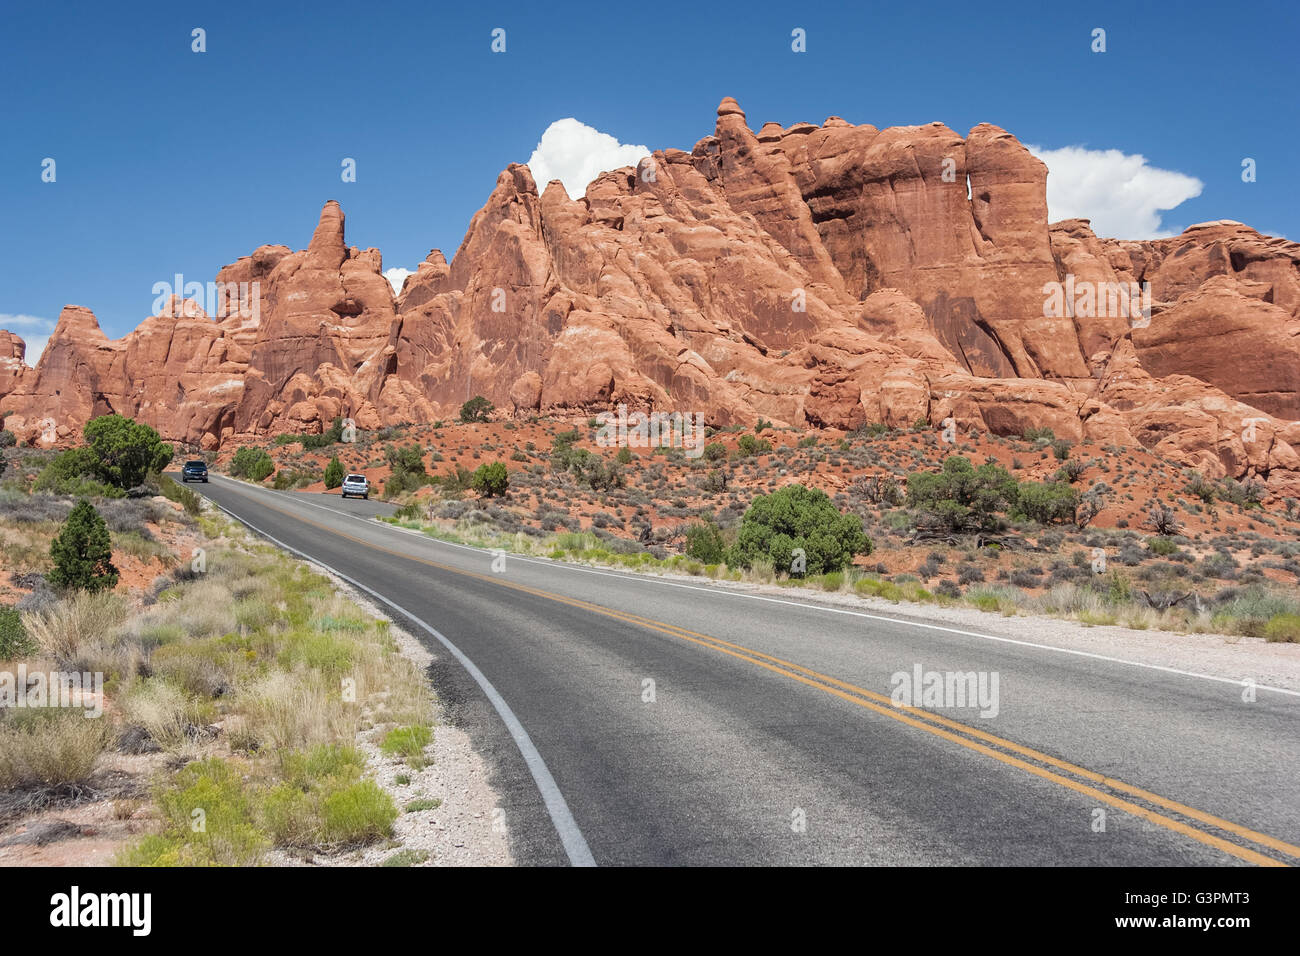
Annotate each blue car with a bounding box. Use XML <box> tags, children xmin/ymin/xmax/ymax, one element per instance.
<box><xmin>181</xmin><ymin>460</ymin><xmax>209</xmax><ymax>483</ymax></box>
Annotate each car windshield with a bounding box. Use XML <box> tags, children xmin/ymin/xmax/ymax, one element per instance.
<box><xmin>186</xmin><ymin>461</ymin><xmax>205</xmax><ymax>467</ymax></box>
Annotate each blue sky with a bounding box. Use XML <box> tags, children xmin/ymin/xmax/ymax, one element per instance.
<box><xmin>1</xmin><ymin>0</ymin><xmax>1296</xmax><ymax>359</ymax></box>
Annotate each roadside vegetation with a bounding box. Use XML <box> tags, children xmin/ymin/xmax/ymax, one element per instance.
<box><xmin>367</xmin><ymin>419</ymin><xmax>1300</xmax><ymax>643</ymax></box>
<box><xmin>0</xmin><ymin>415</ymin><xmax>438</xmax><ymax>865</ymax></box>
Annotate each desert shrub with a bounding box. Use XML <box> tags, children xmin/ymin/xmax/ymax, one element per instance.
<box><xmin>1184</xmin><ymin>471</ymin><xmax>1217</xmax><ymax>505</ymax></box>
<box><xmin>0</xmin><ymin>708</ymin><xmax>112</xmax><ymax>789</ymax></box>
<box><xmin>471</xmin><ymin>461</ymin><xmax>509</xmax><ymax>498</ymax></box>
<box><xmin>702</xmin><ymin>441</ymin><xmax>727</xmax><ymax>461</ymax></box>
<box><xmin>32</xmin><ymin>447</ymin><xmax>124</xmax><ymax>498</ymax></box>
<box><xmin>577</xmin><ymin>457</ymin><xmax>624</xmax><ymax>491</ymax></box>
<box><xmin>700</xmin><ymin>468</ymin><xmax>729</xmax><ymax>494</ymax></box>
<box><xmin>851</xmin><ymin>474</ymin><xmax>905</xmax><ymax>507</ymax></box>
<box><xmin>459</xmin><ymin>396</ymin><xmax>494</xmax><ymax>423</ymax></box>
<box><xmin>727</xmin><ymin>483</ymin><xmax>871</xmax><ymax>574</ymax></box>
<box><xmin>380</xmin><ymin>724</ymin><xmax>432</xmax><ymax>768</ymax></box>
<box><xmin>684</xmin><ymin>522</ymin><xmax>726</xmax><ymax>564</ymax></box>
<box><xmin>48</xmin><ymin>500</ymin><xmax>119</xmax><ymax>593</ymax></box>
<box><xmin>1147</xmin><ymin>536</ymin><xmax>1180</xmax><ymax>556</ymax></box>
<box><xmin>615</xmin><ymin>446</ymin><xmax>633</xmax><ymax>465</ymax></box>
<box><xmin>147</xmin><ymin>757</ymin><xmax>268</xmax><ymax>865</ymax></box>
<box><xmin>229</xmin><ymin>447</ymin><xmax>274</xmax><ymax>482</ymax></box>
<box><xmin>272</xmin><ymin>467</ymin><xmax>318</xmax><ymax>490</ymax></box>
<box><xmin>1218</xmin><ymin>477</ymin><xmax>1265</xmax><ymax>508</ymax></box>
<box><xmin>385</xmin><ymin>443</ymin><xmax>426</xmax><ymax>478</ymax></box>
<box><xmin>1264</xmin><ymin>614</ymin><xmax>1300</xmax><ymax>643</ymax></box>
<box><xmin>1015</xmin><ymin>481</ymin><xmax>1078</xmax><ymax>525</ymax></box>
<box><xmin>1050</xmin><ymin>438</ymin><xmax>1072</xmax><ymax>461</ymax></box>
<box><xmin>20</xmin><ymin>589</ymin><xmax>127</xmax><ymax>666</ymax></box>
<box><xmin>735</xmin><ymin>434</ymin><xmax>772</xmax><ymax>457</ymax></box>
<box><xmin>1055</xmin><ymin>459</ymin><xmax>1086</xmax><ymax>483</ymax></box>
<box><xmin>0</xmin><ymin>607</ymin><xmax>35</xmax><ymax>659</ymax></box>
<box><xmin>908</xmin><ymin>456</ymin><xmax>1018</xmax><ymax>533</ymax></box>
<box><xmin>1145</xmin><ymin>502</ymin><xmax>1182</xmax><ymax>536</ymax></box>
<box><xmin>324</xmin><ymin>456</ymin><xmax>344</xmax><ymax>490</ymax></box>
<box><xmin>935</xmin><ymin>579</ymin><xmax>962</xmax><ymax>599</ymax></box>
<box><xmin>320</xmin><ymin>780</ymin><xmax>397</xmax><ymax>844</ymax></box>
<box><xmin>383</xmin><ymin>443</ymin><xmax>430</xmax><ymax>498</ymax></box>
<box><xmin>157</xmin><ymin>474</ymin><xmax>201</xmax><ymax>515</ymax></box>
<box><xmin>80</xmin><ymin>414</ymin><xmax>174</xmax><ymax>490</ymax></box>
<box><xmin>276</xmin><ymin>416</ymin><xmax>345</xmax><ymax>450</ymax></box>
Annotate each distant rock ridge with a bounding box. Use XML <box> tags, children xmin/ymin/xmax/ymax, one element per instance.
<box><xmin>3</xmin><ymin>98</ymin><xmax>1299</xmax><ymax>497</ymax></box>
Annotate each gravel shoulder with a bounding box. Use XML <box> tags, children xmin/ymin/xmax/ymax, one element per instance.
<box><xmin>283</xmin><ymin>563</ymin><xmax>513</xmax><ymax>867</ymax></box>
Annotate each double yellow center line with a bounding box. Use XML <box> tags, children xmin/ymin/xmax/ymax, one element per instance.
<box><xmin>222</xmin><ymin>485</ymin><xmax>1300</xmax><ymax>866</ymax></box>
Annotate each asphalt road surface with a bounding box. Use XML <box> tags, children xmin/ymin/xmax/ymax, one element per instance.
<box><xmin>184</xmin><ymin>472</ymin><xmax>1300</xmax><ymax>867</ymax></box>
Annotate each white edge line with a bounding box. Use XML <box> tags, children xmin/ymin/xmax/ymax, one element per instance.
<box><xmin>201</xmin><ymin>491</ymin><xmax>597</xmax><ymax>867</ymax></box>
<box><xmin>205</xmin><ymin>474</ymin><xmax>1300</xmax><ymax>700</ymax></box>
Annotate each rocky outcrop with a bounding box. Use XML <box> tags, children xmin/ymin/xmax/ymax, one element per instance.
<box><xmin>3</xmin><ymin>99</ymin><xmax>1299</xmax><ymax>497</ymax></box>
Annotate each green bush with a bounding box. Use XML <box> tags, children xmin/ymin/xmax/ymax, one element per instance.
<box><xmin>459</xmin><ymin>396</ymin><xmax>494</xmax><ymax>423</ymax></box>
<box><xmin>577</xmin><ymin>457</ymin><xmax>624</xmax><ymax>491</ymax></box>
<box><xmin>1015</xmin><ymin>481</ymin><xmax>1078</xmax><ymax>525</ymax></box>
<box><xmin>156</xmin><ymin>474</ymin><xmax>201</xmax><ymax>515</ymax></box>
<box><xmin>321</xmin><ymin>780</ymin><xmax>397</xmax><ymax>843</ymax></box>
<box><xmin>729</xmin><ymin>483</ymin><xmax>871</xmax><ymax>575</ymax></box>
<box><xmin>702</xmin><ymin>441</ymin><xmax>727</xmax><ymax>461</ymax></box>
<box><xmin>80</xmin><ymin>414</ymin><xmax>173</xmax><ymax>490</ymax></box>
<box><xmin>736</xmin><ymin>434</ymin><xmax>773</xmax><ymax>457</ymax></box>
<box><xmin>0</xmin><ymin>429</ymin><xmax>15</xmax><ymax>448</ymax></box>
<box><xmin>48</xmin><ymin>500</ymin><xmax>119</xmax><ymax>593</ymax></box>
<box><xmin>383</xmin><ymin>443</ymin><xmax>430</xmax><ymax>498</ymax></box>
<box><xmin>0</xmin><ymin>607</ymin><xmax>35</xmax><ymax>659</ymax></box>
<box><xmin>1264</xmin><ymin>614</ymin><xmax>1300</xmax><ymax>643</ymax></box>
<box><xmin>380</xmin><ymin>725</ymin><xmax>432</xmax><ymax>768</ymax></box>
<box><xmin>1147</xmin><ymin>536</ymin><xmax>1180</xmax><ymax>556</ymax></box>
<box><xmin>471</xmin><ymin>461</ymin><xmax>509</xmax><ymax>498</ymax></box>
<box><xmin>908</xmin><ymin>456</ymin><xmax>1019</xmax><ymax>533</ymax></box>
<box><xmin>276</xmin><ymin>417</ymin><xmax>345</xmax><ymax>450</ymax></box>
<box><xmin>150</xmin><ymin>757</ymin><xmax>268</xmax><ymax>865</ymax></box>
<box><xmin>229</xmin><ymin>447</ymin><xmax>274</xmax><ymax>482</ymax></box>
<box><xmin>684</xmin><ymin>522</ymin><xmax>726</xmax><ymax>564</ymax></box>
<box><xmin>324</xmin><ymin>456</ymin><xmax>344</xmax><ymax>490</ymax></box>
<box><xmin>32</xmin><ymin>446</ymin><xmax>124</xmax><ymax>498</ymax></box>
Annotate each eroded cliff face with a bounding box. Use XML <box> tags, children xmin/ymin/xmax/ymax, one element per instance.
<box><xmin>4</xmin><ymin>98</ymin><xmax>1300</xmax><ymax>496</ymax></box>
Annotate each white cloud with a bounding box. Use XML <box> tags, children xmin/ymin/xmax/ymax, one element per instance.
<box><xmin>525</xmin><ymin>118</ymin><xmax>650</xmax><ymax>199</ymax></box>
<box><xmin>383</xmin><ymin>267</ymin><xmax>413</xmax><ymax>296</ymax></box>
<box><xmin>1027</xmin><ymin>144</ymin><xmax>1204</xmax><ymax>239</ymax></box>
<box><xmin>0</xmin><ymin>313</ymin><xmax>56</xmax><ymax>367</ymax></box>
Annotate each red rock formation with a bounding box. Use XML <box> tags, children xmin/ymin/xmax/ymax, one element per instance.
<box><xmin>2</xmin><ymin>99</ymin><xmax>1299</xmax><ymax>498</ymax></box>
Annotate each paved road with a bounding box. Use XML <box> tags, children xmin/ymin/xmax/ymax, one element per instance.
<box><xmin>184</xmin><ymin>473</ymin><xmax>1300</xmax><ymax>866</ymax></box>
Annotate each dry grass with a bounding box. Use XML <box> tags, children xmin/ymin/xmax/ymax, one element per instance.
<box><xmin>0</xmin><ymin>710</ymin><xmax>113</xmax><ymax>789</ymax></box>
<box><xmin>120</xmin><ymin>679</ymin><xmax>194</xmax><ymax>752</ymax></box>
<box><xmin>21</xmin><ymin>590</ymin><xmax>128</xmax><ymax>670</ymax></box>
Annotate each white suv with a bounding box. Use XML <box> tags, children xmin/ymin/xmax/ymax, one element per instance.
<box><xmin>340</xmin><ymin>474</ymin><xmax>370</xmax><ymax>500</ymax></box>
